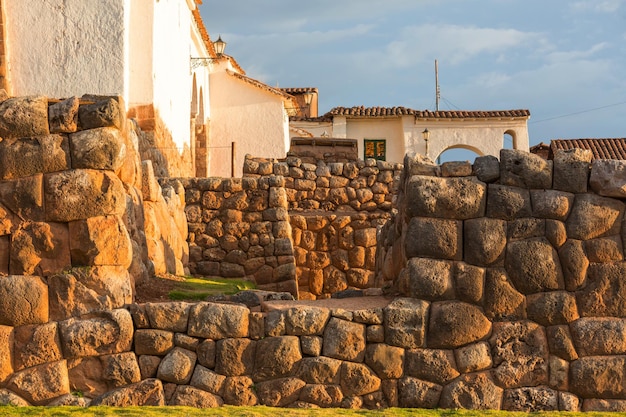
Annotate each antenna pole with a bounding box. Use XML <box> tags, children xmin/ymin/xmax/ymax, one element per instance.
<box><xmin>435</xmin><ymin>59</ymin><xmax>440</xmax><ymax>111</ymax></box>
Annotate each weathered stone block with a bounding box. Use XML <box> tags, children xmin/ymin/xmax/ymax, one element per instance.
<box><xmin>190</xmin><ymin>365</ymin><xmax>226</xmax><ymax>396</ymax></box>
<box><xmin>222</xmin><ymin>376</ymin><xmax>258</xmax><ymax>406</ymax></box>
<box><xmin>253</xmin><ymin>336</ymin><xmax>302</xmax><ymax>382</ymax></box>
<box><xmin>44</xmin><ymin>169</ymin><xmax>126</xmax><ymax>222</ymax></box>
<box><xmin>101</xmin><ymin>352</ymin><xmax>141</xmax><ymax>388</ymax></box>
<box><xmin>552</xmin><ymin>148</ymin><xmax>592</xmax><ymax>193</ymax></box>
<box><xmin>69</xmin><ymin>215</ymin><xmax>132</xmax><ymax>268</ymax></box>
<box><xmin>571</xmin><ymin>317</ymin><xmax>626</xmax><ymax>356</ymax></box>
<box><xmin>490</xmin><ymin>321</ymin><xmax>548</xmax><ymax>388</ymax></box>
<box><xmin>156</xmin><ymin>347</ymin><xmax>196</xmax><ymax>385</ymax></box>
<box><xmin>440</xmin><ymin>372</ymin><xmax>502</xmax><ymax>410</ymax></box>
<box><xmin>299</xmin><ymin>384</ymin><xmax>343</xmax><ymax>408</ymax></box>
<box><xmin>486</xmin><ymin>184</ymin><xmax>532</xmax><ymax>220</ymax></box>
<box><xmin>90</xmin><ymin>378</ymin><xmax>165</xmax><ymax>406</ymax></box>
<box><xmin>365</xmin><ymin>343</ymin><xmax>404</xmax><ymax>379</ymax></box>
<box><xmin>590</xmin><ymin>159</ymin><xmax>626</xmax><ymax>197</ymax></box>
<box><xmin>6</xmin><ymin>360</ymin><xmax>69</xmax><ymax>405</ymax></box>
<box><xmin>577</xmin><ymin>262</ymin><xmax>626</xmax><ymax>317</ymax></box>
<box><xmin>531</xmin><ymin>189</ymin><xmax>574</xmax><ymax>220</ymax></box>
<box><xmin>566</xmin><ymin>193</ymin><xmax>624</xmax><ymax>240</ymax></box>
<box><xmin>134</xmin><ymin>329</ymin><xmax>174</xmax><ymax>356</ymax></box>
<box><xmin>473</xmin><ymin>155</ymin><xmax>500</xmax><ymax>183</ymax></box>
<box><xmin>0</xmin><ymin>275</ymin><xmax>48</xmax><ymax>326</ymax></box>
<box><xmin>405</xmin><ymin>348</ymin><xmax>459</xmax><ymax>384</ymax></box>
<box><xmin>401</xmin><ymin>258</ymin><xmax>454</xmax><ymax>300</ymax></box>
<box><xmin>169</xmin><ymin>385</ymin><xmax>223</xmax><ymax>408</ymax></box>
<box><xmin>505</xmin><ymin>237</ymin><xmax>563</xmax><ymax>294</ymax></box>
<box><xmin>454</xmin><ymin>341</ymin><xmax>493</xmax><ymax>373</ymax></box>
<box><xmin>558</xmin><ymin>239</ymin><xmax>589</xmax><ymax>291</ymax></box>
<box><xmin>59</xmin><ymin>309</ymin><xmax>133</xmax><ymax>358</ymax></box>
<box><xmin>483</xmin><ymin>268</ymin><xmax>526</xmax><ymax>321</ymax></box>
<box><xmin>13</xmin><ymin>323</ymin><xmax>62</xmax><ymax>371</ymax></box>
<box><xmin>215</xmin><ymin>338</ymin><xmax>256</xmax><ymax>376</ymax></box>
<box><xmin>70</xmin><ymin>127</ymin><xmax>124</xmax><ymax>171</ymax></box>
<box><xmin>526</xmin><ymin>291</ymin><xmax>579</xmax><ymax>326</ymax></box>
<box><xmin>405</xmin><ymin>217</ymin><xmax>462</xmax><ymax>260</ymax></box>
<box><xmin>0</xmin><ymin>135</ymin><xmax>70</xmax><ymax>180</ymax></box>
<box><xmin>322</xmin><ymin>318</ymin><xmax>366</xmax><ymax>362</ymax></box>
<box><xmin>78</xmin><ymin>98</ymin><xmax>121</xmax><ymax>130</ymax></box>
<box><xmin>546</xmin><ymin>325</ymin><xmax>578</xmax><ymax>361</ymax></box>
<box><xmin>340</xmin><ymin>362</ymin><xmax>381</xmax><ymax>397</ymax></box>
<box><xmin>454</xmin><ymin>262</ymin><xmax>485</xmax><ymax>304</ymax></box>
<box><xmin>384</xmin><ymin>298</ymin><xmax>429</xmax><ymax>349</ymax></box>
<box><xmin>500</xmin><ymin>149</ymin><xmax>552</xmax><ymax>189</ymax></box>
<box><xmin>0</xmin><ymin>174</ymin><xmax>45</xmax><ymax>221</ymax></box>
<box><xmin>0</xmin><ymin>96</ymin><xmax>49</xmax><ymax>139</ymax></box>
<box><xmin>398</xmin><ymin>377</ymin><xmax>442</xmax><ymax>408</ymax></box>
<box><xmin>297</xmin><ymin>357</ymin><xmax>342</xmax><ymax>385</ymax></box>
<box><xmin>188</xmin><ymin>302</ymin><xmax>249</xmax><ymax>339</ymax></box>
<box><xmin>502</xmin><ymin>386</ymin><xmax>558</xmax><ymax>412</ymax></box>
<box><xmin>10</xmin><ymin>221</ymin><xmax>71</xmax><ymax>276</ymax></box>
<box><xmin>428</xmin><ymin>301</ymin><xmax>491</xmax><ymax>349</ymax></box>
<box><xmin>256</xmin><ymin>377</ymin><xmax>306</xmax><ymax>407</ymax></box>
<box><xmin>585</xmin><ymin>235</ymin><xmax>623</xmax><ymax>262</ymax></box>
<box><xmin>406</xmin><ymin>175</ymin><xmax>486</xmax><ymax>219</ymax></box>
<box><xmin>48</xmin><ymin>96</ymin><xmax>79</xmax><ymax>133</ymax></box>
<box><xmin>571</xmin><ymin>356</ymin><xmax>626</xmax><ymax>399</ymax></box>
<box><xmin>464</xmin><ymin>217</ymin><xmax>506</xmax><ymax>266</ymax></box>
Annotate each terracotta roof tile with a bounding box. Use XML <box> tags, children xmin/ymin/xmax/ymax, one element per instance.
<box><xmin>324</xmin><ymin>106</ymin><xmax>530</xmax><ymax>119</ymax></box>
<box><xmin>191</xmin><ymin>8</ymin><xmax>245</xmax><ymax>74</ymax></box>
<box><xmin>226</xmin><ymin>70</ymin><xmax>296</xmax><ymax>103</ymax></box>
<box><xmin>280</xmin><ymin>87</ymin><xmax>318</xmax><ymax>94</ymax></box>
<box><xmin>550</xmin><ymin>138</ymin><xmax>626</xmax><ymax>160</ymax></box>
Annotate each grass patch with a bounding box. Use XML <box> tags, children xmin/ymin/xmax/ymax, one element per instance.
<box><xmin>168</xmin><ymin>276</ymin><xmax>256</xmax><ymax>300</ymax></box>
<box><xmin>1</xmin><ymin>406</ymin><xmax>625</xmax><ymax>417</ymax></box>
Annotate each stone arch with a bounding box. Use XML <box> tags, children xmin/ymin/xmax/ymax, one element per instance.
<box><xmin>191</xmin><ymin>73</ymin><xmax>198</xmax><ymax>117</ymax></box>
<box><xmin>433</xmin><ymin>143</ymin><xmax>484</xmax><ymax>162</ymax></box>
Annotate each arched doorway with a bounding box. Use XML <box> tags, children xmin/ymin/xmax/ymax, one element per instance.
<box><xmin>503</xmin><ymin>130</ymin><xmax>517</xmax><ymax>149</ymax></box>
<box><xmin>434</xmin><ymin>145</ymin><xmax>483</xmax><ymax>164</ymax></box>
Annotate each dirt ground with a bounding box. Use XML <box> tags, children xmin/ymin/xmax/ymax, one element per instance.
<box><xmin>134</xmin><ymin>274</ymin><xmax>184</xmax><ymax>304</ymax></box>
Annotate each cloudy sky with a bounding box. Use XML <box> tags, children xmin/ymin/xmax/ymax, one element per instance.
<box><xmin>200</xmin><ymin>0</ymin><xmax>626</xmax><ymax>151</ymax></box>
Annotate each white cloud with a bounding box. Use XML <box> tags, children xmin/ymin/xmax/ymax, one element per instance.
<box><xmin>544</xmin><ymin>42</ymin><xmax>609</xmax><ymax>64</ymax></box>
<box><xmin>384</xmin><ymin>24</ymin><xmax>542</xmax><ymax>67</ymax></box>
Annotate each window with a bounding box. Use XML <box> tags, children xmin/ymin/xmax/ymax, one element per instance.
<box><xmin>364</xmin><ymin>139</ymin><xmax>386</xmax><ymax>161</ymax></box>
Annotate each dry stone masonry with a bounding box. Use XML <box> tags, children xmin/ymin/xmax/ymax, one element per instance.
<box><xmin>4</xmin><ymin>94</ymin><xmax>626</xmax><ymax>411</ymax></box>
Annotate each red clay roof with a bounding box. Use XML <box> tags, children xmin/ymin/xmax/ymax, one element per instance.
<box><xmin>280</xmin><ymin>87</ymin><xmax>319</xmax><ymax>94</ymax></box>
<box><xmin>226</xmin><ymin>70</ymin><xmax>296</xmax><ymax>103</ymax></box>
<box><xmin>191</xmin><ymin>8</ymin><xmax>245</xmax><ymax>74</ymax></box>
<box><xmin>550</xmin><ymin>138</ymin><xmax>626</xmax><ymax>160</ymax></box>
<box><xmin>326</xmin><ymin>106</ymin><xmax>530</xmax><ymax>118</ymax></box>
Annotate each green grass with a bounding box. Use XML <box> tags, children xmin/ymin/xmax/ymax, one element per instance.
<box><xmin>2</xmin><ymin>406</ymin><xmax>626</xmax><ymax>417</ymax></box>
<box><xmin>167</xmin><ymin>276</ymin><xmax>256</xmax><ymax>300</ymax></box>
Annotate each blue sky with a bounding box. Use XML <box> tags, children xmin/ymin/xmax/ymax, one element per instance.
<box><xmin>200</xmin><ymin>0</ymin><xmax>626</xmax><ymax>151</ymax></box>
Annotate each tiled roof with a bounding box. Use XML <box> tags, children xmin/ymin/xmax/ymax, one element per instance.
<box><xmin>326</xmin><ymin>106</ymin><xmax>530</xmax><ymax>118</ymax></box>
<box><xmin>550</xmin><ymin>138</ymin><xmax>626</xmax><ymax>160</ymax></box>
<box><xmin>226</xmin><ymin>70</ymin><xmax>296</xmax><ymax>103</ymax></box>
<box><xmin>280</xmin><ymin>87</ymin><xmax>318</xmax><ymax>94</ymax></box>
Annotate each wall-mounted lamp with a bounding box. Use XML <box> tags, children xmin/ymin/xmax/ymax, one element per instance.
<box><xmin>191</xmin><ymin>35</ymin><xmax>227</xmax><ymax>69</ymax></box>
<box><xmin>422</xmin><ymin>128</ymin><xmax>430</xmax><ymax>157</ymax></box>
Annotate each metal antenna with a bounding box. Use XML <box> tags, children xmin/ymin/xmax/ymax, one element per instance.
<box><xmin>435</xmin><ymin>59</ymin><xmax>440</xmax><ymax>111</ymax></box>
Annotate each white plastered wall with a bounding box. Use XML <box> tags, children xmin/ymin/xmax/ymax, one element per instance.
<box><xmin>4</xmin><ymin>0</ymin><xmax>127</xmax><ymax>98</ymax></box>
<box><xmin>209</xmin><ymin>70</ymin><xmax>289</xmax><ymax>177</ymax></box>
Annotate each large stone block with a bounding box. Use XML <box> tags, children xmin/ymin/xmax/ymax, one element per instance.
<box><xmin>546</xmin><ymin>325</ymin><xmax>578</xmax><ymax>361</ymax></box>
<box><xmin>0</xmin><ymin>326</ymin><xmax>13</xmax><ymax>385</ymax></box>
<box><xmin>68</xmin><ymin>215</ymin><xmax>132</xmax><ymax>268</ymax></box>
<box><xmin>558</xmin><ymin>239</ymin><xmax>589</xmax><ymax>291</ymax></box>
<box><xmin>297</xmin><ymin>356</ymin><xmax>342</xmax><ymax>385</ymax></box>
<box><xmin>48</xmin><ymin>266</ymin><xmax>133</xmax><ymax>321</ymax></box>
<box><xmin>400</xmin><ymin>258</ymin><xmax>454</xmax><ymax>300</ymax></box>
<box><xmin>322</xmin><ymin>318</ymin><xmax>366</xmax><ymax>362</ymax></box>
<box><xmin>473</xmin><ymin>155</ymin><xmax>500</xmax><ymax>183</ymax></box>
<box><xmin>405</xmin><ymin>348</ymin><xmax>459</xmax><ymax>385</ymax></box>
<box><xmin>256</xmin><ymin>377</ymin><xmax>305</xmax><ymax>407</ymax></box>
<box><xmin>365</xmin><ymin>343</ymin><xmax>405</xmax><ymax>379</ymax></box>
<box><xmin>405</xmin><ymin>217</ymin><xmax>462</xmax><ymax>260</ymax></box>
<box><xmin>566</xmin><ymin>193</ymin><xmax>624</xmax><ymax>240</ymax></box>
<box><xmin>222</xmin><ymin>376</ymin><xmax>258</xmax><ymax>406</ymax></box>
<box><xmin>526</xmin><ymin>291</ymin><xmax>579</xmax><ymax>326</ymax></box>
<box><xmin>144</xmin><ymin>302</ymin><xmax>191</xmax><ymax>333</ymax></box>
<box><xmin>13</xmin><ymin>323</ymin><xmax>62</xmax><ymax>371</ymax></box>
<box><xmin>169</xmin><ymin>385</ymin><xmax>223</xmax><ymax>408</ymax></box>
<box><xmin>398</xmin><ymin>377</ymin><xmax>442</xmax><ymax>408</ymax></box>
<box><xmin>10</xmin><ymin>221</ymin><xmax>70</xmax><ymax>276</ymax></box>
<box><xmin>384</xmin><ymin>298</ymin><xmax>429</xmax><ymax>349</ymax></box>
<box><xmin>0</xmin><ymin>174</ymin><xmax>45</xmax><ymax>221</ymax></box>
<box><xmin>299</xmin><ymin>384</ymin><xmax>343</xmax><ymax>407</ymax></box>
<box><xmin>552</xmin><ymin>148</ymin><xmax>592</xmax><ymax>193</ymax></box>
<box><xmin>6</xmin><ymin>360</ymin><xmax>69</xmax><ymax>405</ymax></box>
<box><xmin>48</xmin><ymin>96</ymin><xmax>79</xmax><ymax>133</ymax></box>
<box><xmin>585</xmin><ymin>235</ymin><xmax>623</xmax><ymax>262</ymax></box>
<box><xmin>590</xmin><ymin>159</ymin><xmax>626</xmax><ymax>197</ymax></box>
<box><xmin>90</xmin><ymin>378</ymin><xmax>165</xmax><ymax>406</ymax></box>
<box><xmin>70</xmin><ymin>127</ymin><xmax>125</xmax><ymax>171</ymax></box>
<box><xmin>454</xmin><ymin>341</ymin><xmax>493</xmax><ymax>373</ymax></box>
<box><xmin>530</xmin><ymin>189</ymin><xmax>574</xmax><ymax>220</ymax></box>
<box><xmin>570</xmin><ymin>317</ymin><xmax>626</xmax><ymax>356</ymax></box>
<box><xmin>215</xmin><ymin>338</ymin><xmax>256</xmax><ymax>376</ymax></box>
<box><xmin>500</xmin><ymin>149</ymin><xmax>552</xmax><ymax>189</ymax></box>
<box><xmin>134</xmin><ymin>329</ymin><xmax>174</xmax><ymax>356</ymax></box>
<box><xmin>280</xmin><ymin>306</ymin><xmax>330</xmax><ymax>336</ymax></box>
<box><xmin>483</xmin><ymin>268</ymin><xmax>526</xmax><ymax>321</ymax></box>
<box><xmin>490</xmin><ymin>321</ymin><xmax>548</xmax><ymax>388</ymax></box>
<box><xmin>59</xmin><ymin>309</ymin><xmax>133</xmax><ymax>358</ymax></box>
<box><xmin>340</xmin><ymin>362</ymin><xmax>381</xmax><ymax>397</ymax></box>
<box><xmin>44</xmin><ymin>169</ymin><xmax>126</xmax><ymax>222</ymax></box>
<box><xmin>428</xmin><ymin>301</ymin><xmax>491</xmax><ymax>349</ymax></box>
<box><xmin>571</xmin><ymin>356</ymin><xmax>626</xmax><ymax>399</ymax></box>
<box><xmin>0</xmin><ymin>96</ymin><xmax>49</xmax><ymax>139</ymax></box>
<box><xmin>577</xmin><ymin>262</ymin><xmax>626</xmax><ymax>317</ymax></box>
<box><xmin>440</xmin><ymin>372</ymin><xmax>502</xmax><ymax>410</ymax></box>
<box><xmin>505</xmin><ymin>237</ymin><xmax>563</xmax><ymax>294</ymax></box>
<box><xmin>0</xmin><ymin>275</ymin><xmax>48</xmax><ymax>326</ymax></box>
<box><xmin>101</xmin><ymin>352</ymin><xmax>141</xmax><ymax>389</ymax></box>
<box><xmin>188</xmin><ymin>302</ymin><xmax>249</xmax><ymax>339</ymax></box>
<box><xmin>156</xmin><ymin>347</ymin><xmax>196</xmax><ymax>385</ymax></box>
<box><xmin>406</xmin><ymin>175</ymin><xmax>486</xmax><ymax>219</ymax></box>
<box><xmin>0</xmin><ymin>135</ymin><xmax>70</xmax><ymax>180</ymax></box>
<box><xmin>190</xmin><ymin>365</ymin><xmax>226</xmax><ymax>396</ymax></box>
<box><xmin>486</xmin><ymin>184</ymin><xmax>532</xmax><ymax>220</ymax></box>
<box><xmin>253</xmin><ymin>336</ymin><xmax>302</xmax><ymax>382</ymax></box>
<box><xmin>454</xmin><ymin>262</ymin><xmax>485</xmax><ymax>304</ymax></box>
<box><xmin>502</xmin><ymin>386</ymin><xmax>558</xmax><ymax>412</ymax></box>
<box><xmin>464</xmin><ymin>217</ymin><xmax>507</xmax><ymax>266</ymax></box>
<box><xmin>78</xmin><ymin>98</ymin><xmax>122</xmax><ymax>130</ymax></box>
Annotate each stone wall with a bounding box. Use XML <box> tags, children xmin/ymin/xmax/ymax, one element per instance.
<box><xmin>0</xmin><ymin>95</ymin><xmax>189</xmax><ymax>319</ymax></box>
<box><xmin>373</xmin><ymin>149</ymin><xmax>626</xmax><ymax>412</ymax></box>
<box><xmin>172</xmin><ymin>175</ymin><xmax>298</xmax><ymax>296</ymax></box>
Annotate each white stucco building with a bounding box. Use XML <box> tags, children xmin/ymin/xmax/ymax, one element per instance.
<box><xmin>0</xmin><ymin>0</ymin><xmax>298</xmax><ymax>178</ymax></box>
<box><xmin>291</xmin><ymin>106</ymin><xmax>531</xmax><ymax>163</ymax></box>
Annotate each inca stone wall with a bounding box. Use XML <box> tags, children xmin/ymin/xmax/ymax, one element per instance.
<box><xmin>244</xmin><ymin>155</ymin><xmax>400</xmax><ymax>298</ymax></box>
<box><xmin>171</xmin><ymin>175</ymin><xmax>298</xmax><ymax>296</ymax></box>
